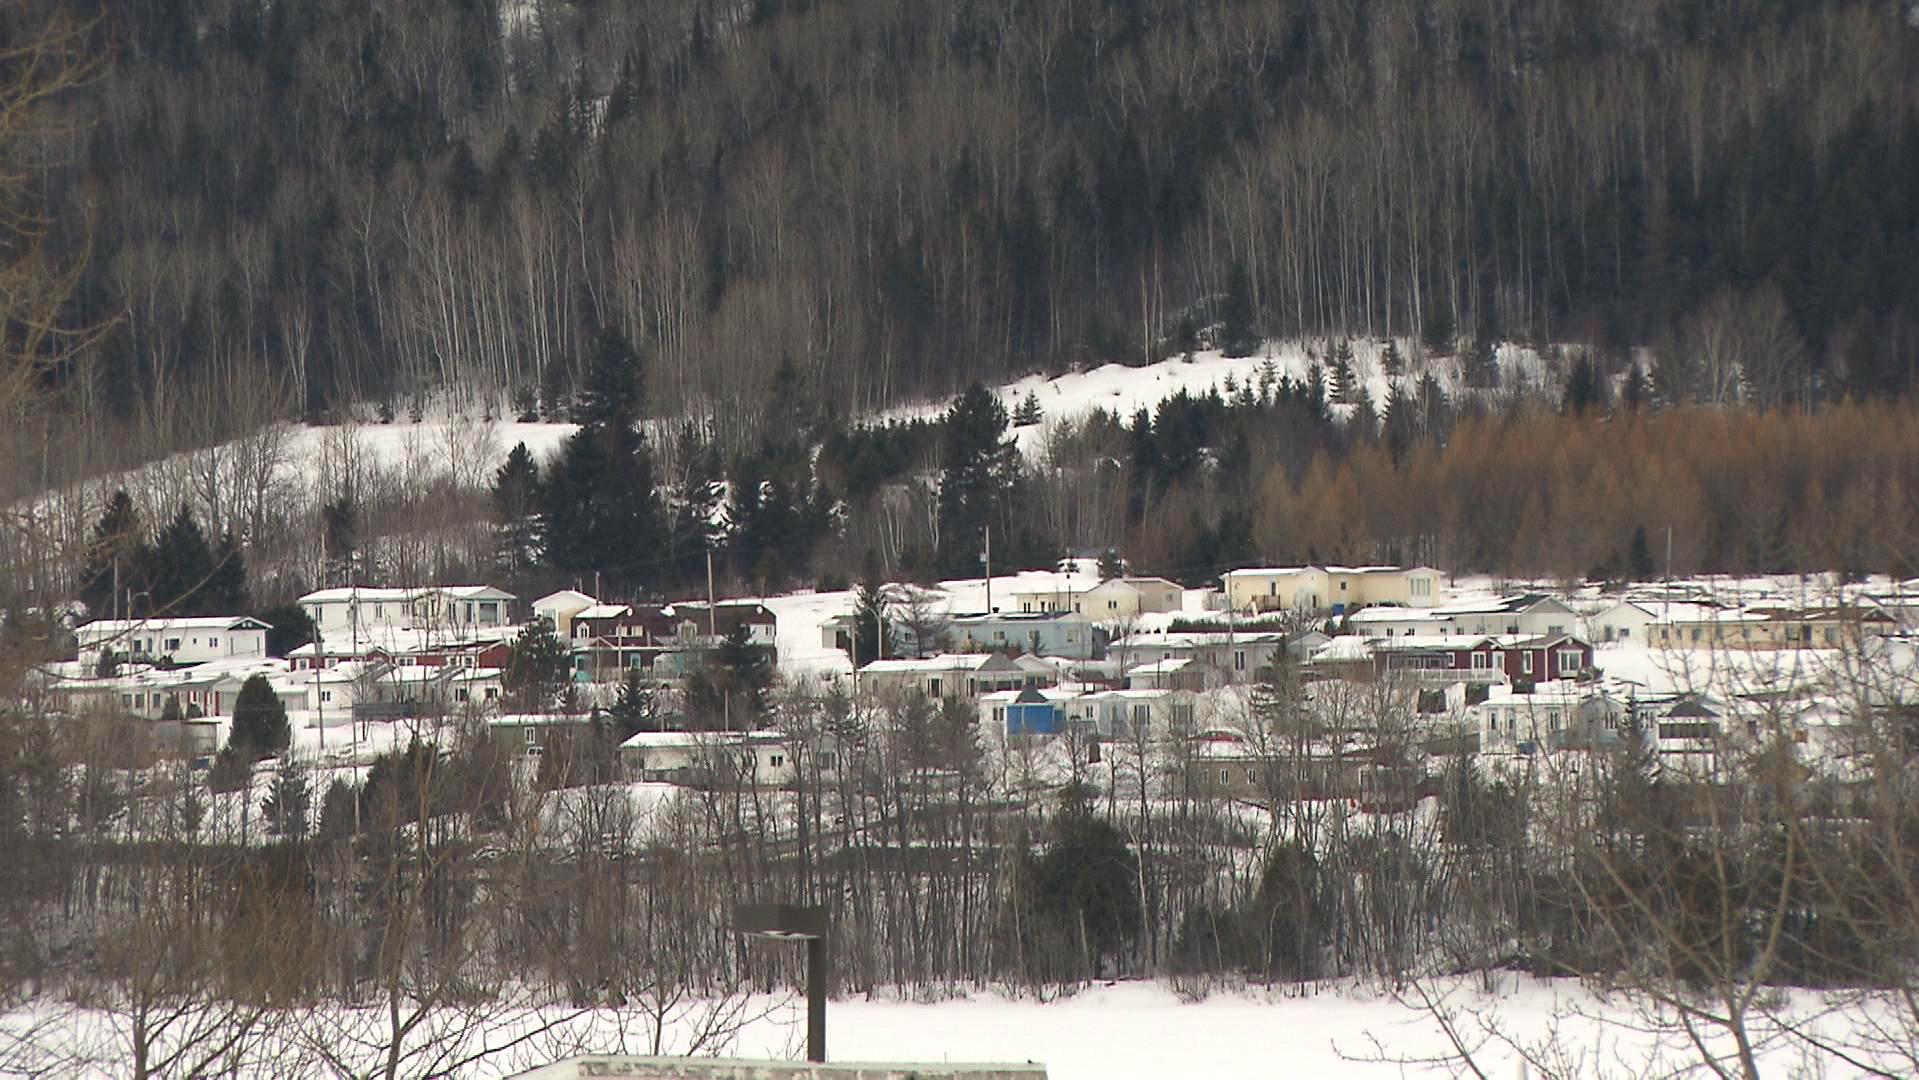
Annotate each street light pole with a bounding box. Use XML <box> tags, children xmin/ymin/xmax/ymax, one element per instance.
<box><xmin>733</xmin><ymin>902</ymin><xmax>829</xmax><ymax>1063</ymax></box>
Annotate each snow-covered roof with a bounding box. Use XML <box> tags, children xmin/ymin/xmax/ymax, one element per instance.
<box><xmin>858</xmin><ymin>653</ymin><xmax>994</xmax><ymax>674</ymax></box>
<box><xmin>575</xmin><ymin>604</ymin><xmax>633</xmax><ymax>620</ymax></box>
<box><xmin>618</xmin><ymin>729</ymin><xmax>784</xmax><ymax>750</ymax></box>
<box><xmin>299</xmin><ymin>584</ymin><xmax>514</xmax><ymax>604</ymax></box>
<box><xmin>1348</xmin><ymin>607</ymin><xmax>1444</xmax><ymax>625</ymax></box>
<box><xmin>76</xmin><ymin>615</ymin><xmax>270</xmax><ymax>635</ymax></box>
<box><xmin>1310</xmin><ymin>637</ymin><xmax>1376</xmax><ymax>662</ymax></box>
<box><xmin>533</xmin><ymin>589</ymin><xmax>599</xmax><ymax>609</ymax></box>
<box><xmin>1126</xmin><ymin>657</ymin><xmax>1195</xmax><ymax>675</ymax></box>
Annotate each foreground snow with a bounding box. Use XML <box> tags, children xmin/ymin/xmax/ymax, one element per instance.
<box><xmin>6</xmin><ymin>977</ymin><xmax>1900</xmax><ymax>1078</ymax></box>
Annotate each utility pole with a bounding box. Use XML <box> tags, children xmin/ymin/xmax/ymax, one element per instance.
<box><xmin>983</xmin><ymin>528</ymin><xmax>993</xmax><ymax>614</ymax></box>
<box><xmin>706</xmin><ymin>548</ymin><xmax>719</xmax><ymax>638</ymax></box>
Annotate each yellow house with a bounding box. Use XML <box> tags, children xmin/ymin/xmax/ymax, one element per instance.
<box><xmin>1222</xmin><ymin>565</ymin><xmax>1443</xmax><ymax>614</ymax></box>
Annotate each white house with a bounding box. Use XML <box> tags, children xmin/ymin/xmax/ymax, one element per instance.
<box><xmin>1474</xmin><ymin>681</ymin><xmax>1625</xmax><ymax>753</ymax></box>
<box><xmin>1586</xmin><ymin>600</ymin><xmax>1658</xmax><ymax>644</ymax></box>
<box><xmin>856</xmin><ymin>652</ymin><xmax>1054</xmax><ymax>701</ymax></box>
<box><xmin>1347</xmin><ymin>594</ymin><xmax>1579</xmax><ymax>639</ymax></box>
<box><xmin>1222</xmin><ymin>565</ymin><xmax>1443</xmax><ymax>614</ymax></box>
<box><xmin>532</xmin><ymin>589</ymin><xmax>599</xmax><ymax>639</ymax></box>
<box><xmin>300</xmin><ymin>585</ymin><xmax>516</xmax><ymax>636</ymax></box>
<box><xmin>76</xmin><ymin>616</ymin><xmax>270</xmax><ymax>668</ymax></box>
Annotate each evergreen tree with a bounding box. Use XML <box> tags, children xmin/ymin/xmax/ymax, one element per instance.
<box><xmin>1563</xmin><ymin>353</ymin><xmax>1604</xmax><ymax>415</ymax></box>
<box><xmin>935</xmin><ymin>383</ymin><xmax>1016</xmax><ymax>577</ymax></box>
<box><xmin>207</xmin><ymin>745</ymin><xmax>253</xmax><ymax>794</ymax></box>
<box><xmin>78</xmin><ymin>490</ymin><xmax>145</xmax><ymax>619</ymax></box>
<box><xmin>1623</xmin><ymin>362</ymin><xmax>1653</xmax><ymax>412</ymax></box>
<box><xmin>492</xmin><ymin>441</ymin><xmax>543</xmax><ymax>576</ymax></box>
<box><xmin>1028</xmin><ymin>806</ymin><xmax>1142</xmax><ymax>969</ymax></box>
<box><xmin>1219</xmin><ymin>260</ymin><xmax>1258</xmax><ymax>357</ymax></box>
<box><xmin>609</xmin><ymin>668</ymin><xmax>659</xmax><ymax>738</ymax></box>
<box><xmin>851</xmin><ymin>569</ymin><xmax>893</xmax><ymax>667</ymax></box>
<box><xmin>229</xmin><ymin>673</ymin><xmax>291</xmax><ymax>760</ymax></box>
<box><xmin>255</xmin><ymin>602</ymin><xmax>316</xmax><ymax>658</ymax></box>
<box><xmin>669</xmin><ymin>423</ymin><xmax>726</xmax><ymax>588</ymax></box>
<box><xmin>1415</xmin><ymin>372</ymin><xmax>1452</xmax><ymax>439</ymax></box>
<box><xmin>505</xmin><ymin>617</ymin><xmax>572</xmax><ymax>713</ymax></box>
<box><xmin>1329</xmin><ymin>339</ymin><xmax>1357</xmax><ymax>405</ymax></box>
<box><xmin>685</xmin><ymin>621</ymin><xmax>775</xmax><ymax>728</ymax></box>
<box><xmin>321</xmin><ymin>498</ymin><xmax>357</xmax><ymax>587</ymax></box>
<box><xmin>1629</xmin><ymin>525</ymin><xmax>1657</xmax><ymax>581</ymax></box>
<box><xmin>143</xmin><ymin>506</ymin><xmax>217</xmax><ymax>615</ymax></box>
<box><xmin>574</xmin><ymin>326</ymin><xmax>644</xmax><ymax>431</ymax></box>
<box><xmin>1305</xmin><ymin>364</ymin><xmax>1329</xmax><ymax>420</ymax></box>
<box><xmin>1381</xmin><ymin>338</ymin><xmax>1404</xmax><ymax>379</ymax></box>
<box><xmin>207</xmin><ymin>532</ymin><xmax>250</xmax><ymax>613</ymax></box>
<box><xmin>263</xmin><ymin>756</ymin><xmax>311</xmax><ymax>838</ymax></box>
<box><xmin>1422</xmin><ymin>304</ymin><xmax>1457</xmax><ymax>356</ymax></box>
<box><xmin>1464</xmin><ymin>337</ymin><xmax>1501</xmax><ymax>389</ymax></box>
<box><xmin>1097</xmin><ymin>549</ymin><xmax>1125</xmax><ymax>580</ymax></box>
<box><xmin>316</xmin><ymin>778</ymin><xmax>358</xmax><ymax>840</ymax></box>
<box><xmin>1013</xmin><ymin>390</ymin><xmax>1043</xmax><ymax>427</ymax></box>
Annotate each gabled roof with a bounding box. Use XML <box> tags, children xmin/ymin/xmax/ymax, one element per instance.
<box><xmin>533</xmin><ymin>589</ymin><xmax>599</xmax><ymax>609</ymax></box>
<box><xmin>78</xmin><ymin>615</ymin><xmax>271</xmax><ymax>634</ymax></box>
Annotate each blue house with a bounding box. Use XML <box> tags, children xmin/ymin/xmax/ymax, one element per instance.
<box><xmin>1002</xmin><ymin>687</ymin><xmax>1064</xmax><ymax>736</ymax></box>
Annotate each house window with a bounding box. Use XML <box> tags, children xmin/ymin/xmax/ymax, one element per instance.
<box><xmin>321</xmin><ymin>691</ymin><xmax>333</xmax><ymax>703</ymax></box>
<box><xmin>1522</xmin><ymin>653</ymin><xmax>1534</xmax><ymax>675</ymax></box>
<box><xmin>1557</xmin><ymin>650</ymin><xmax>1582</xmax><ymax>673</ymax></box>
<box><xmin>165</xmin><ymin>638</ymin><xmax>181</xmax><ymax>652</ymax></box>
<box><xmin>456</xmin><ymin>689</ymin><xmax>470</xmax><ymax>702</ymax></box>
<box><xmin>1824</xmin><ymin>627</ymin><xmax>1839</xmax><ymax>645</ymax></box>
<box><xmin>770</xmin><ymin>755</ymin><xmax>785</xmax><ymax>769</ymax></box>
<box><xmin>1412</xmin><ymin>578</ymin><xmax>1431</xmax><ymax>597</ymax></box>
<box><xmin>928</xmin><ymin>678</ymin><xmax>942</xmax><ymax>697</ymax></box>
<box><xmin>208</xmin><ymin>637</ymin><xmax>218</xmax><ymax>648</ymax></box>
<box><xmin>1547</xmin><ymin>709</ymin><xmax>1561</xmax><ymax>731</ymax></box>
<box><xmin>1471</xmin><ymin>653</ymin><xmax>1490</xmax><ymax>669</ymax></box>
<box><xmin>1620</xmin><ymin>628</ymin><xmax>1630</xmax><ymax>639</ymax></box>
<box><xmin>1547</xmin><ymin>624</ymin><xmax>1564</xmax><ymax>635</ymax></box>
<box><xmin>375</xmin><ymin>603</ymin><xmax>385</xmax><ymax>618</ymax></box>
<box><xmin>1246</xmin><ymin>768</ymin><xmax>1259</xmax><ymax>784</ymax></box>
<box><xmin>1219</xmin><ymin>767</ymin><xmax>1231</xmax><ymax>784</ymax></box>
<box><xmin>1234</xmin><ymin>650</ymin><xmax>1247</xmax><ymax>671</ymax></box>
<box><xmin>485</xmin><ymin>687</ymin><xmax>498</xmax><ymax>700</ymax></box>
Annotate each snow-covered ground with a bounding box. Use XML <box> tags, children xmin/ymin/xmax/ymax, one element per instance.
<box><xmin>5</xmin><ymin>976</ymin><xmax>1896</xmax><ymax>1079</ymax></box>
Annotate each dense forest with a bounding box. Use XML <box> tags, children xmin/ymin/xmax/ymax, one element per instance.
<box><xmin>19</xmin><ymin>0</ymin><xmax>1919</xmax><ymax>472</ymax></box>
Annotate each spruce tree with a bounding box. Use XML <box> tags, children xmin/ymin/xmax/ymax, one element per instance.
<box><xmin>610</xmin><ymin>668</ymin><xmax>658</xmax><ymax>738</ymax></box>
<box><xmin>669</xmin><ymin>423</ymin><xmax>726</xmax><ymax>588</ymax></box>
<box><xmin>263</xmin><ymin>756</ymin><xmax>311</xmax><ymax>837</ymax></box>
<box><xmin>935</xmin><ymin>383</ymin><xmax>1016</xmax><ymax>577</ymax></box>
<box><xmin>1013</xmin><ymin>390</ymin><xmax>1043</xmax><ymax>427</ymax></box>
<box><xmin>1629</xmin><ymin>526</ymin><xmax>1656</xmax><ymax>581</ymax></box>
<box><xmin>208</xmin><ymin>532</ymin><xmax>250</xmax><ymax>613</ymax></box>
<box><xmin>492</xmin><ymin>441</ymin><xmax>543</xmax><ymax>575</ymax></box>
<box><xmin>144</xmin><ymin>506</ymin><xmax>217</xmax><ymax>615</ymax></box>
<box><xmin>574</xmin><ymin>326</ymin><xmax>644</xmax><ymax>431</ymax></box>
<box><xmin>79</xmin><ymin>490</ymin><xmax>145</xmax><ymax>619</ymax></box>
<box><xmin>1329</xmin><ymin>339</ymin><xmax>1357</xmax><ymax>405</ymax></box>
<box><xmin>852</xmin><ymin>570</ymin><xmax>893</xmax><ymax>667</ymax></box>
<box><xmin>1422</xmin><ymin>304</ymin><xmax>1457</xmax><ymax>356</ymax></box>
<box><xmin>1098</xmin><ymin>549</ymin><xmax>1125</xmax><ymax>580</ymax></box>
<box><xmin>317</xmin><ymin>778</ymin><xmax>358</xmax><ymax>840</ymax></box>
<box><xmin>1220</xmin><ymin>260</ymin><xmax>1258</xmax><ymax>357</ymax></box>
<box><xmin>255</xmin><ymin>602</ymin><xmax>315</xmax><ymax>658</ymax></box>
<box><xmin>1381</xmin><ymin>339</ymin><xmax>1404</xmax><ymax>380</ymax></box>
<box><xmin>504</xmin><ymin>617</ymin><xmax>571</xmax><ymax>712</ymax></box>
<box><xmin>1562</xmin><ymin>353</ymin><xmax>1604</xmax><ymax>415</ymax></box>
<box><xmin>229</xmin><ymin>673</ymin><xmax>291</xmax><ymax>760</ymax></box>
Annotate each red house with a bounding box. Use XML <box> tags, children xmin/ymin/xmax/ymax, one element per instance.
<box><xmin>1373</xmin><ymin>633</ymin><xmax>1593</xmax><ymax>683</ymax></box>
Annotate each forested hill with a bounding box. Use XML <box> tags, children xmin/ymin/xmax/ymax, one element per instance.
<box><xmin>30</xmin><ymin>0</ymin><xmax>1919</xmax><ymax>461</ymax></box>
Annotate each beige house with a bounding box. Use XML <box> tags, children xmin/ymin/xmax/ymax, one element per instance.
<box><xmin>1073</xmin><ymin>577</ymin><xmax>1185</xmax><ymax>620</ymax></box>
<box><xmin>1650</xmin><ymin>604</ymin><xmax>1897</xmax><ymax>650</ymax></box>
<box><xmin>618</xmin><ymin>730</ymin><xmax>794</xmax><ymax>787</ymax></box>
<box><xmin>1222</xmin><ymin>565</ymin><xmax>1443</xmax><ymax>614</ymax></box>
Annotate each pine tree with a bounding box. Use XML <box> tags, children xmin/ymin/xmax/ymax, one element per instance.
<box><xmin>144</xmin><ymin>506</ymin><xmax>217</xmax><ymax>616</ymax></box>
<box><xmin>255</xmin><ymin>602</ymin><xmax>316</xmax><ymax>658</ymax></box>
<box><xmin>78</xmin><ymin>490</ymin><xmax>145</xmax><ymax>619</ymax></box>
<box><xmin>669</xmin><ymin>423</ymin><xmax>726</xmax><ymax>588</ymax></box>
<box><xmin>1464</xmin><ymin>337</ymin><xmax>1501</xmax><ymax>389</ymax></box>
<box><xmin>1563</xmin><ymin>353</ymin><xmax>1604</xmax><ymax>415</ymax></box>
<box><xmin>321</xmin><ymin>498</ymin><xmax>357</xmax><ymax>587</ymax></box>
<box><xmin>1220</xmin><ymin>260</ymin><xmax>1258</xmax><ymax>357</ymax></box>
<box><xmin>574</xmin><ymin>326</ymin><xmax>645</xmax><ymax>432</ymax></box>
<box><xmin>852</xmin><ymin>569</ymin><xmax>893</xmax><ymax>666</ymax></box>
<box><xmin>1329</xmin><ymin>339</ymin><xmax>1357</xmax><ymax>405</ymax></box>
<box><xmin>1629</xmin><ymin>525</ymin><xmax>1656</xmax><ymax>581</ymax></box>
<box><xmin>936</xmin><ymin>383</ymin><xmax>1016</xmax><ymax>577</ymax></box>
<box><xmin>263</xmin><ymin>756</ymin><xmax>311</xmax><ymax>838</ymax></box>
<box><xmin>1422</xmin><ymin>305</ymin><xmax>1457</xmax><ymax>357</ymax></box>
<box><xmin>1098</xmin><ymin>549</ymin><xmax>1125</xmax><ymax>580</ymax></box>
<box><xmin>229</xmin><ymin>673</ymin><xmax>291</xmax><ymax>760</ymax></box>
<box><xmin>492</xmin><ymin>441</ymin><xmax>543</xmax><ymax>576</ymax></box>
<box><xmin>610</xmin><ymin>668</ymin><xmax>658</xmax><ymax>739</ymax></box>
<box><xmin>1381</xmin><ymin>339</ymin><xmax>1404</xmax><ymax>379</ymax></box>
<box><xmin>504</xmin><ymin>617</ymin><xmax>571</xmax><ymax>713</ymax></box>
<box><xmin>1623</xmin><ymin>362</ymin><xmax>1653</xmax><ymax>412</ymax></box>
<box><xmin>208</xmin><ymin>532</ymin><xmax>250</xmax><ymax>613</ymax></box>
<box><xmin>1013</xmin><ymin>390</ymin><xmax>1043</xmax><ymax>427</ymax></box>
<box><xmin>317</xmin><ymin>778</ymin><xmax>358</xmax><ymax>840</ymax></box>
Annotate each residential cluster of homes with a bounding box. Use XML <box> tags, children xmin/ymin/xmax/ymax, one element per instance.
<box><xmin>42</xmin><ymin>561</ymin><xmax>1913</xmax><ymax>799</ymax></box>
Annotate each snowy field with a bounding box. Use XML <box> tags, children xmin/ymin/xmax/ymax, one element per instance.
<box><xmin>5</xmin><ymin>977</ymin><xmax>1898</xmax><ymax>1079</ymax></box>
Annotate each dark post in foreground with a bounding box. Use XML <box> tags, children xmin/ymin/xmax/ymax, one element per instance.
<box><xmin>734</xmin><ymin>903</ymin><xmax>830</xmax><ymax>1063</ymax></box>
